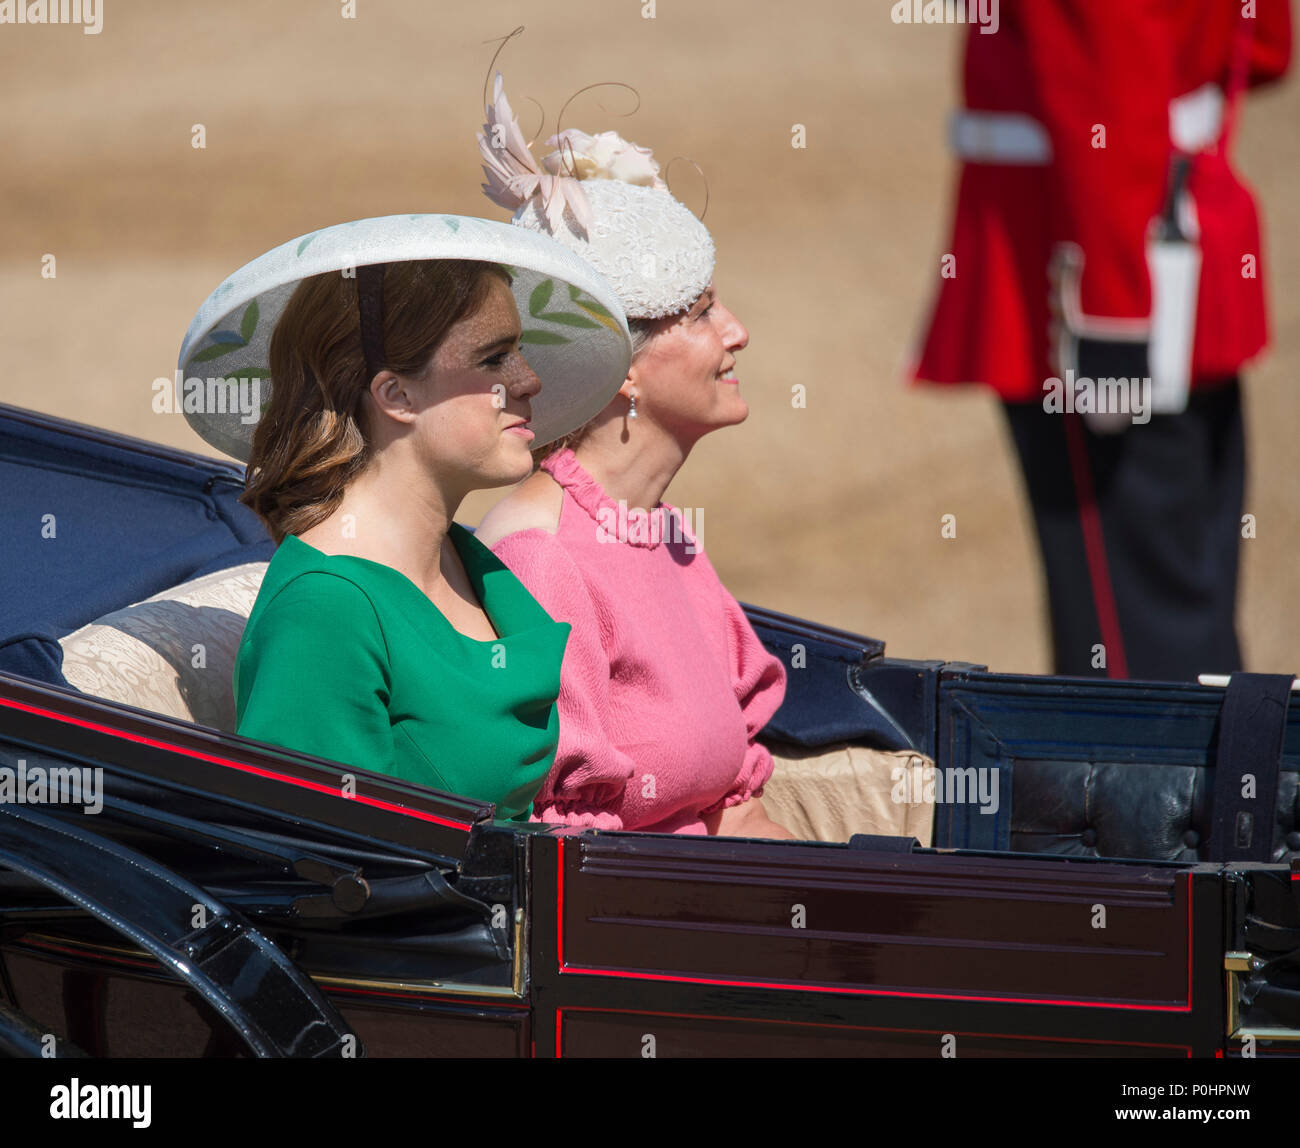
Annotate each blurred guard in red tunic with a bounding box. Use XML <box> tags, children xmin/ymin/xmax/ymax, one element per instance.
<box><xmin>910</xmin><ymin>0</ymin><xmax>1292</xmax><ymax>681</ymax></box>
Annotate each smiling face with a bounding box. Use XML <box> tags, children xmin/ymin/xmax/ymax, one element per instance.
<box><xmin>393</xmin><ymin>274</ymin><xmax>540</xmax><ymax>492</ymax></box>
<box><xmin>627</xmin><ymin>283</ymin><xmax>750</xmax><ymax>447</ymax></box>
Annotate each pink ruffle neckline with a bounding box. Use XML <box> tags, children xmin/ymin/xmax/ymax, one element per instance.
<box><xmin>541</xmin><ymin>449</ymin><xmax>694</xmax><ymax>551</ymax></box>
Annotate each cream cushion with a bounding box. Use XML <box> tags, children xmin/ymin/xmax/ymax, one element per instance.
<box><xmin>58</xmin><ymin>563</ymin><xmax>268</xmax><ymax>731</ymax></box>
<box><xmin>762</xmin><ymin>744</ymin><xmax>936</xmax><ymax>845</ymax></box>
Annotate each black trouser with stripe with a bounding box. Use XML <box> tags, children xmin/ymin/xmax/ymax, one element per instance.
<box><xmin>1002</xmin><ymin>380</ymin><xmax>1245</xmax><ymax>682</ymax></box>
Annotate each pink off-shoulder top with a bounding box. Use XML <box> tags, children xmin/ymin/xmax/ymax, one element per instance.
<box><xmin>488</xmin><ymin>449</ymin><xmax>787</xmax><ymax>834</ymax></box>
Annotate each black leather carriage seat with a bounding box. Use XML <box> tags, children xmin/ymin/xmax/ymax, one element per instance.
<box><xmin>1012</xmin><ymin>758</ymin><xmax>1299</xmax><ymax>863</ymax></box>
<box><xmin>937</xmin><ymin>671</ymin><xmax>1300</xmax><ymax>864</ymax></box>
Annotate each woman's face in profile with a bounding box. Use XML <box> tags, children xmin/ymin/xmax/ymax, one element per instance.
<box><xmin>632</xmin><ymin>283</ymin><xmax>751</xmax><ymax>443</ymax></box>
<box><xmin>409</xmin><ymin>274</ymin><xmax>541</xmax><ymax>489</ymax></box>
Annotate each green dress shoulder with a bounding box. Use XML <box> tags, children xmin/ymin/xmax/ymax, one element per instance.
<box><xmin>233</xmin><ymin>523</ymin><xmax>570</xmax><ymax>820</ymax></box>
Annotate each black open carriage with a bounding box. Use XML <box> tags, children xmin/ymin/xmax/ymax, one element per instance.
<box><xmin>0</xmin><ymin>402</ymin><xmax>1296</xmax><ymax>1058</ymax></box>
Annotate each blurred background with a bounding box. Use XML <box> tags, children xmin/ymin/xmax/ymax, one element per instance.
<box><xmin>2</xmin><ymin>0</ymin><xmax>1296</xmax><ymax>674</ymax></box>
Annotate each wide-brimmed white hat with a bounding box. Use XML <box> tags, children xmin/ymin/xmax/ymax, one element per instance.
<box><xmin>177</xmin><ymin>213</ymin><xmax>632</xmax><ymax>462</ymax></box>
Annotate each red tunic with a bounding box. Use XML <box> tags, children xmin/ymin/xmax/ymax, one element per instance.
<box><xmin>910</xmin><ymin>0</ymin><xmax>1292</xmax><ymax>400</ymax></box>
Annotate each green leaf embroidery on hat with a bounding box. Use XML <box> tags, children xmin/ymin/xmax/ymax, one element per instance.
<box><xmin>571</xmin><ymin>294</ymin><xmax>614</xmax><ymax>321</ymax></box>
<box><xmin>559</xmin><ymin>284</ymin><xmax>621</xmax><ymax>334</ymax></box>
<box><xmin>539</xmin><ymin>312</ymin><xmax>599</xmax><ymax>329</ymax></box>
<box><xmin>239</xmin><ymin>299</ymin><xmax>259</xmax><ymax>342</ymax></box>
<box><xmin>527</xmin><ymin>277</ymin><xmax>610</xmax><ymax>331</ymax></box>
<box><xmin>443</xmin><ymin>216</ymin><xmax>460</xmax><ymax>232</ymax></box>
<box><xmin>190</xmin><ymin>342</ymin><xmax>239</xmax><ymax>363</ymax></box>
<box><xmin>518</xmin><ymin>330</ymin><xmax>571</xmax><ymax>345</ymax></box>
<box><xmin>296</xmin><ymin>233</ymin><xmax>318</xmax><ymax>256</ymax></box>
<box><xmin>577</xmin><ymin>300</ymin><xmax>621</xmax><ymax>335</ymax></box>
<box><xmin>528</xmin><ymin>279</ymin><xmax>555</xmax><ymax>316</ymax></box>
<box><xmin>190</xmin><ymin>302</ymin><xmax>260</xmax><ymax>364</ymax></box>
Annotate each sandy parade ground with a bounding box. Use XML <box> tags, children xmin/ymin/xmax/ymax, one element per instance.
<box><xmin>3</xmin><ymin>0</ymin><xmax>1297</xmax><ymax>676</ymax></box>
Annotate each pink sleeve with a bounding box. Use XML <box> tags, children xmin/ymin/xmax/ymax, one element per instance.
<box><xmin>701</xmin><ymin>588</ymin><xmax>787</xmax><ymax>813</ymax></box>
<box><xmin>490</xmin><ymin>531</ymin><xmax>635</xmax><ymax>830</ymax></box>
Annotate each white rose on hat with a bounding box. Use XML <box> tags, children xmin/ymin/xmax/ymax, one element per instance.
<box><xmin>542</xmin><ymin>130</ymin><xmax>666</xmax><ymax>188</ymax></box>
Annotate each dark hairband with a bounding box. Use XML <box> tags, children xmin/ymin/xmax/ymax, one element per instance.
<box><xmin>356</xmin><ymin>263</ymin><xmax>388</xmax><ymax>381</ymax></box>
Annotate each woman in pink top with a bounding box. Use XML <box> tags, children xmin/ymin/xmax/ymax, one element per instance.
<box><xmin>473</xmin><ymin>78</ymin><xmax>794</xmax><ymax>838</ymax></box>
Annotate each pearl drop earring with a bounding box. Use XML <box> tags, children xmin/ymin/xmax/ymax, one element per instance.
<box><xmin>628</xmin><ymin>391</ymin><xmax>638</xmax><ymax>420</ymax></box>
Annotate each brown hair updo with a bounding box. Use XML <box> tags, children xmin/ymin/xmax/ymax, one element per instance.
<box><xmin>241</xmin><ymin>260</ymin><xmax>510</xmax><ymax>544</ymax></box>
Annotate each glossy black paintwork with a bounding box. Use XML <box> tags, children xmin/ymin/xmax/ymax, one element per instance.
<box><xmin>0</xmin><ymin>800</ymin><xmax>354</xmax><ymax>1056</ymax></box>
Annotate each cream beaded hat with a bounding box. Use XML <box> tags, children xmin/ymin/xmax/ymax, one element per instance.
<box><xmin>477</xmin><ymin>74</ymin><xmax>715</xmax><ymax>320</ymax></box>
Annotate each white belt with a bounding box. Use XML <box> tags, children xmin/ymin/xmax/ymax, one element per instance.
<box><xmin>949</xmin><ymin>111</ymin><xmax>1052</xmax><ymax>164</ymax></box>
<box><xmin>950</xmin><ymin>87</ymin><xmax>1224</xmax><ymax>166</ymax></box>
<box><xmin>1170</xmin><ymin>83</ymin><xmax>1224</xmax><ymax>153</ymax></box>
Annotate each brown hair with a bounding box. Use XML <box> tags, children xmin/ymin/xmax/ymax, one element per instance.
<box><xmin>241</xmin><ymin>260</ymin><xmax>509</xmax><ymax>544</ymax></box>
<box><xmin>531</xmin><ymin>314</ymin><xmax>659</xmax><ymax>464</ymax></box>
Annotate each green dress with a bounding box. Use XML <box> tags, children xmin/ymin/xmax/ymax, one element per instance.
<box><xmin>233</xmin><ymin>523</ymin><xmax>570</xmax><ymax>819</ymax></box>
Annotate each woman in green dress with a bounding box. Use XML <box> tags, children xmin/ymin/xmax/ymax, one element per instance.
<box><xmin>176</xmin><ymin>215</ymin><xmax>631</xmax><ymax>817</ymax></box>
